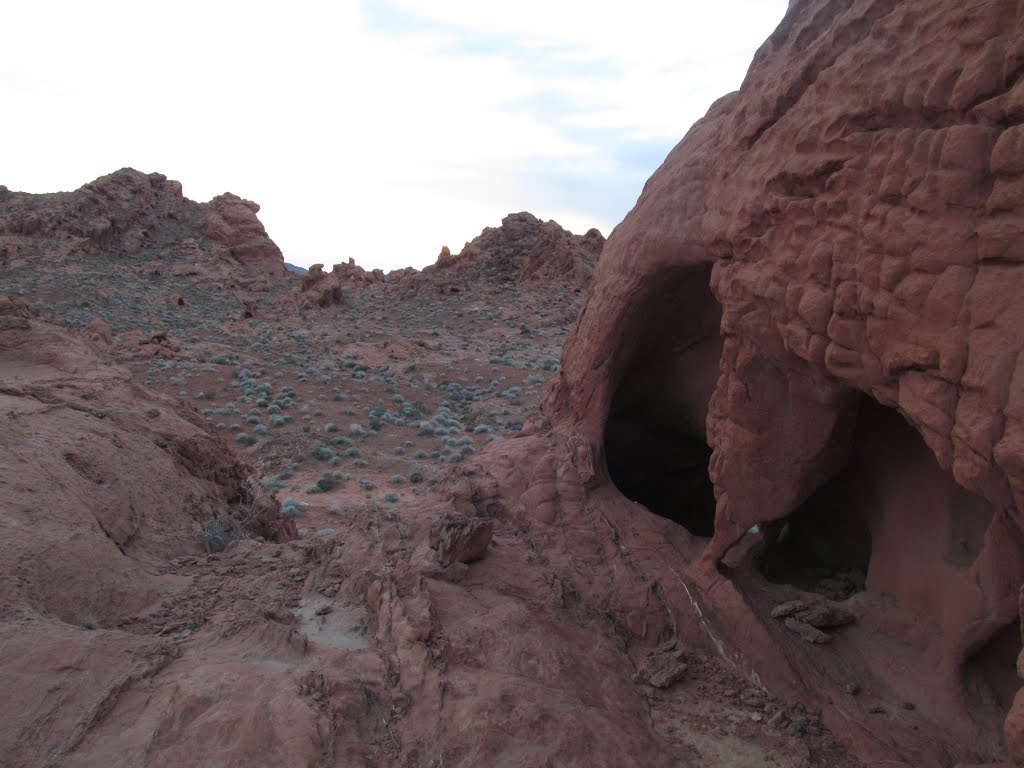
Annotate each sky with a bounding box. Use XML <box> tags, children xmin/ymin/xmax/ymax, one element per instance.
<box><xmin>1</xmin><ymin>1</ymin><xmax>788</xmax><ymax>271</ymax></box>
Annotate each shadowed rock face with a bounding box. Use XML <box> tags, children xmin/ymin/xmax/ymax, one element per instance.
<box><xmin>541</xmin><ymin>0</ymin><xmax>1024</xmax><ymax>762</ymax></box>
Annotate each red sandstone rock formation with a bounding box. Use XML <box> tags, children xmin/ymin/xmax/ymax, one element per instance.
<box><xmin>0</xmin><ymin>294</ymin><xmax>32</xmax><ymax>319</ymax></box>
<box><xmin>0</xmin><ymin>168</ymin><xmax>286</xmax><ymax>284</ymax></box>
<box><xmin>4</xmin><ymin>2</ymin><xmax>1022</xmax><ymax>765</ymax></box>
<box><xmin>205</xmin><ymin>192</ymin><xmax>286</xmax><ymax>277</ymax></box>
<box><xmin>282</xmin><ymin>263</ymin><xmax>346</xmax><ymax>309</ymax></box>
<box><xmin>426</xmin><ymin>211</ymin><xmax>604</xmax><ymax>288</ymax></box>
<box><xmin>517</xmin><ymin>0</ymin><xmax>1024</xmax><ymax>763</ymax></box>
<box><xmin>0</xmin><ymin>310</ymin><xmax>296</xmax><ymax>764</ymax></box>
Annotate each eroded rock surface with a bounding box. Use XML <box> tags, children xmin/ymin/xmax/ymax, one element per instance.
<box><xmin>0</xmin><ymin>168</ymin><xmax>286</xmax><ymax>285</ymax></box>
<box><xmin>6</xmin><ymin>1</ymin><xmax>1023</xmax><ymax>766</ymax></box>
<box><xmin>424</xmin><ymin>211</ymin><xmax>604</xmax><ymax>288</ymax></box>
<box><xmin>536</xmin><ymin>0</ymin><xmax>1024</xmax><ymax>764</ymax></box>
<box><xmin>0</xmin><ymin>308</ymin><xmax>297</xmax><ymax>765</ymax></box>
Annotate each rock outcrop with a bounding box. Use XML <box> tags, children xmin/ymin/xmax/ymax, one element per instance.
<box><xmin>426</xmin><ymin>212</ymin><xmax>604</xmax><ymax>288</ymax></box>
<box><xmin>526</xmin><ymin>0</ymin><xmax>1024</xmax><ymax>764</ymax></box>
<box><xmin>0</xmin><ymin>302</ymin><xmax>295</xmax><ymax>620</ymax></box>
<box><xmin>0</xmin><ymin>168</ymin><xmax>286</xmax><ymax>282</ymax></box>
<box><xmin>0</xmin><ymin>305</ymin><xmax>296</xmax><ymax>766</ymax></box>
<box><xmin>282</xmin><ymin>263</ymin><xmax>346</xmax><ymax>310</ymax></box>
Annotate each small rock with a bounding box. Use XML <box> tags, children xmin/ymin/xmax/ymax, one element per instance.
<box><xmin>438</xmin><ymin>562</ymin><xmax>470</xmax><ymax>582</ymax></box>
<box><xmin>789</xmin><ymin>717</ymin><xmax>810</xmax><ymax>735</ymax></box>
<box><xmin>633</xmin><ymin>648</ymin><xmax>689</xmax><ymax>689</ymax></box>
<box><xmin>771</xmin><ymin>600</ymin><xmax>809</xmax><ymax>619</ymax></box>
<box><xmin>798</xmin><ymin>602</ymin><xmax>856</xmax><ymax>629</ymax></box>
<box><xmin>739</xmin><ymin>689</ymin><xmax>767</xmax><ymax>708</ymax></box>
<box><xmin>843</xmin><ymin>682</ymin><xmax>861</xmax><ymax>695</ymax></box>
<box><xmin>84</xmin><ymin>316</ymin><xmax>113</xmax><ymax>345</ymax></box>
<box><xmin>429</xmin><ymin>513</ymin><xmax>494</xmax><ymax>567</ymax></box>
<box><xmin>783</xmin><ymin>617</ymin><xmax>832</xmax><ymax>644</ymax></box>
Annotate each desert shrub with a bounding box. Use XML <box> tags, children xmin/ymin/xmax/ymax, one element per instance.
<box><xmin>202</xmin><ymin>517</ymin><xmax>245</xmax><ymax>552</ymax></box>
<box><xmin>316</xmin><ymin>471</ymin><xmax>346</xmax><ymax>492</ymax></box>
<box><xmin>235</xmin><ymin>433</ymin><xmax>258</xmax><ymax>446</ymax></box>
<box><xmin>313</xmin><ymin>445</ymin><xmax>335</xmax><ymax>461</ymax></box>
<box><xmin>281</xmin><ymin>499</ymin><xmax>303</xmax><ymax>518</ymax></box>
<box><xmin>383</xmin><ymin>492</ymin><xmax>400</xmax><ymax>504</ymax></box>
<box><xmin>389</xmin><ymin>474</ymin><xmax>406</xmax><ymax>485</ymax></box>
<box><xmin>360</xmin><ymin>479</ymin><xmax>375</xmax><ymax>491</ymax></box>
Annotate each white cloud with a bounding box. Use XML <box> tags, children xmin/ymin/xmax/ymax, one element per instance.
<box><xmin>0</xmin><ymin>0</ymin><xmax>787</xmax><ymax>270</ymax></box>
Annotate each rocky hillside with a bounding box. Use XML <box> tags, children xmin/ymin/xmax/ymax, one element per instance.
<box><xmin>426</xmin><ymin>211</ymin><xmax>604</xmax><ymax>288</ymax></box>
<box><xmin>0</xmin><ymin>169</ymin><xmax>290</xmax><ymax>337</ymax></box>
<box><xmin>4</xmin><ymin>0</ymin><xmax>1023</xmax><ymax>766</ymax></box>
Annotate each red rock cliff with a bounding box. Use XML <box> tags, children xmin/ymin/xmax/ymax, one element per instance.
<box><xmin>541</xmin><ymin>0</ymin><xmax>1024</xmax><ymax>763</ymax></box>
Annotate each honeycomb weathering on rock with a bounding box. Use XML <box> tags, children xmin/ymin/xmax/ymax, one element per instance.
<box><xmin>545</xmin><ymin>0</ymin><xmax>1024</xmax><ymax>761</ymax></box>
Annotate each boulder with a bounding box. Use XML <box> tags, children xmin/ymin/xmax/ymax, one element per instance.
<box><xmin>429</xmin><ymin>513</ymin><xmax>494</xmax><ymax>566</ymax></box>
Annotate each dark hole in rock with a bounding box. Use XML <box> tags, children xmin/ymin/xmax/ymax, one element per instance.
<box><xmin>761</xmin><ymin>397</ymin><xmax>995</xmax><ymax>601</ymax></box>
<box><xmin>760</xmin><ymin>462</ymin><xmax>873</xmax><ymax>597</ymax></box>
<box><xmin>604</xmin><ymin>265</ymin><xmax>722</xmax><ymax>538</ymax></box>
<box><xmin>964</xmin><ymin>621</ymin><xmax>1023</xmax><ymax>718</ymax></box>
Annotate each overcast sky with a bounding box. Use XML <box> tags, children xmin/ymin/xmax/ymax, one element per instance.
<box><xmin>2</xmin><ymin>1</ymin><xmax>788</xmax><ymax>271</ymax></box>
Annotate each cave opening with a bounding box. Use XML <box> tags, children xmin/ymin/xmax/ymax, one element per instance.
<box><xmin>760</xmin><ymin>448</ymin><xmax>874</xmax><ymax>597</ymax></box>
<box><xmin>760</xmin><ymin>396</ymin><xmax>997</xmax><ymax>602</ymax></box>
<box><xmin>604</xmin><ymin>265</ymin><xmax>723</xmax><ymax>538</ymax></box>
